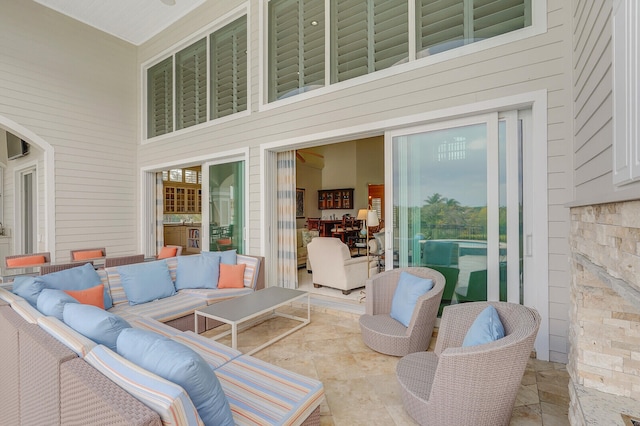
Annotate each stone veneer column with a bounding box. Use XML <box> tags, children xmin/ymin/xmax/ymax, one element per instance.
<box><xmin>569</xmin><ymin>202</ymin><xmax>640</xmax><ymax>424</ymax></box>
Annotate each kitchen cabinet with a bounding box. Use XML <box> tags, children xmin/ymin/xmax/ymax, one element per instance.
<box><xmin>163</xmin><ymin>224</ymin><xmax>201</xmax><ymax>253</ymax></box>
<box><xmin>164</xmin><ymin>186</ymin><xmax>200</xmax><ymax>213</ymax></box>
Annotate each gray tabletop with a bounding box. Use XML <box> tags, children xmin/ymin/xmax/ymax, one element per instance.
<box><xmin>198</xmin><ymin>286</ymin><xmax>307</xmax><ymax>322</ymax></box>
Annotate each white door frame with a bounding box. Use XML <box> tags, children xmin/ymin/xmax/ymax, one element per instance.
<box><xmin>139</xmin><ymin>148</ymin><xmax>249</xmax><ymax>257</ymax></box>
<box><xmin>15</xmin><ymin>164</ymin><xmax>38</xmax><ymax>254</ymax></box>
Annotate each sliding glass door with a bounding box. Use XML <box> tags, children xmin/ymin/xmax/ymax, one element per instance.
<box><xmin>206</xmin><ymin>160</ymin><xmax>245</xmax><ymax>253</ymax></box>
<box><xmin>388</xmin><ymin>111</ymin><xmax>525</xmax><ymax>312</ymax></box>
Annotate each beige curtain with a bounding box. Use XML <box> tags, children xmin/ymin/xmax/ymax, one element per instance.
<box><xmin>277</xmin><ymin>151</ymin><xmax>297</xmax><ymax>289</ymax></box>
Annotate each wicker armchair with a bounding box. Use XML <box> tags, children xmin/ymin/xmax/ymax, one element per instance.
<box><xmin>396</xmin><ymin>301</ymin><xmax>541</xmax><ymax>426</ymax></box>
<box><xmin>359</xmin><ymin>267</ymin><xmax>445</xmax><ymax>356</ymax></box>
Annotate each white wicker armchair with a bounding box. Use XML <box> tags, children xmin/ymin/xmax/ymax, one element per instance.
<box><xmin>358</xmin><ymin>267</ymin><xmax>445</xmax><ymax>356</ymax></box>
<box><xmin>396</xmin><ymin>301</ymin><xmax>541</xmax><ymax>426</ymax></box>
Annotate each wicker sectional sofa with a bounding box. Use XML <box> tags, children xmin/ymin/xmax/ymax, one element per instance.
<box><xmin>0</xmin><ymin>253</ymin><xmax>324</xmax><ymax>425</ymax></box>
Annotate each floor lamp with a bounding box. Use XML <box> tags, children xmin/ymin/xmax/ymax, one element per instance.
<box><xmin>357</xmin><ymin>208</ymin><xmax>380</xmax><ymax>277</ymax></box>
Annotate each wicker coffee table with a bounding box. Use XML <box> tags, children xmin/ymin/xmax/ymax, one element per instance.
<box><xmin>194</xmin><ymin>286</ymin><xmax>310</xmax><ymax>355</ymax></box>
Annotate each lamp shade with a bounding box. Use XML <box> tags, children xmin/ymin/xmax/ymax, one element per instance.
<box><xmin>367</xmin><ymin>210</ymin><xmax>379</xmax><ymax>227</ymax></box>
<box><xmin>356</xmin><ymin>209</ymin><xmax>368</xmax><ymax>221</ymax></box>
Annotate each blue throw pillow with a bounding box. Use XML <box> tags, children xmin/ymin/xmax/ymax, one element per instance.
<box><xmin>202</xmin><ymin>249</ymin><xmax>237</xmax><ymax>265</ymax></box>
<box><xmin>63</xmin><ymin>303</ymin><xmax>131</xmax><ymax>351</ymax></box>
<box><xmin>117</xmin><ymin>260</ymin><xmax>175</xmax><ymax>306</ymax></box>
<box><xmin>36</xmin><ymin>289</ymin><xmax>78</xmax><ymax>320</ymax></box>
<box><xmin>117</xmin><ymin>328</ymin><xmax>234</xmax><ymax>426</ymax></box>
<box><xmin>37</xmin><ymin>263</ymin><xmax>112</xmax><ymax>309</ymax></box>
<box><xmin>175</xmin><ymin>254</ymin><xmax>220</xmax><ymax>290</ymax></box>
<box><xmin>12</xmin><ymin>276</ymin><xmax>45</xmax><ymax>306</ymax></box>
<box><xmin>390</xmin><ymin>272</ymin><xmax>434</xmax><ymax>327</ymax></box>
<box><xmin>462</xmin><ymin>305</ymin><xmax>505</xmax><ymax>347</ymax></box>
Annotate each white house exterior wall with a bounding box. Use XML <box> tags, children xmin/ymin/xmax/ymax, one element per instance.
<box><xmin>136</xmin><ymin>0</ymin><xmax>574</xmax><ymax>362</ymax></box>
<box><xmin>0</xmin><ymin>1</ymin><xmax>139</xmax><ymax>262</ymax></box>
<box><xmin>572</xmin><ymin>0</ymin><xmax>640</xmax><ymax>204</ymax></box>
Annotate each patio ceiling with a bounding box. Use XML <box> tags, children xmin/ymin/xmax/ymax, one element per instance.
<box><xmin>33</xmin><ymin>0</ymin><xmax>206</xmax><ymax>45</ymax></box>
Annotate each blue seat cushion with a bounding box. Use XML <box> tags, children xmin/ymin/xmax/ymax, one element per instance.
<box><xmin>175</xmin><ymin>254</ymin><xmax>220</xmax><ymax>290</ymax></box>
<box><xmin>117</xmin><ymin>260</ymin><xmax>176</xmax><ymax>306</ymax></box>
<box><xmin>36</xmin><ymin>289</ymin><xmax>78</xmax><ymax>320</ymax></box>
<box><xmin>117</xmin><ymin>328</ymin><xmax>234</xmax><ymax>426</ymax></box>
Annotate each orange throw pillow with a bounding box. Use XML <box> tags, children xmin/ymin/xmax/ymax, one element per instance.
<box><xmin>217</xmin><ymin>263</ymin><xmax>246</xmax><ymax>289</ymax></box>
<box><xmin>73</xmin><ymin>249</ymin><xmax>104</xmax><ymax>260</ymax></box>
<box><xmin>64</xmin><ymin>284</ymin><xmax>105</xmax><ymax>309</ymax></box>
<box><xmin>6</xmin><ymin>255</ymin><xmax>46</xmax><ymax>267</ymax></box>
<box><xmin>157</xmin><ymin>246</ymin><xmax>178</xmax><ymax>259</ymax></box>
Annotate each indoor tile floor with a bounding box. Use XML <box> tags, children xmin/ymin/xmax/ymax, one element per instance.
<box><xmin>206</xmin><ymin>305</ymin><xmax>571</xmax><ymax>426</ymax></box>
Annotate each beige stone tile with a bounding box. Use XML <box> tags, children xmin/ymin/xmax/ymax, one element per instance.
<box><xmin>319</xmin><ymin>414</ymin><xmax>335</xmax><ymax>426</ymax></box>
<box><xmin>331</xmin><ymin>408</ymin><xmax>398</xmax><ymax>426</ymax></box>
<box><xmin>313</xmin><ymin>354</ymin><xmax>367</xmax><ymax>380</ymax></box>
<box><xmin>509</xmin><ymin>404</ymin><xmax>543</xmax><ymax>426</ymax></box>
<box><xmin>515</xmin><ymin>384</ymin><xmax>540</xmax><ymax>407</ymax></box>
<box><xmin>352</xmin><ymin>351</ymin><xmax>399</xmax><ymax>376</ymax></box>
<box><xmin>322</xmin><ymin>377</ymin><xmax>386</xmax><ymax>418</ymax></box>
<box><xmin>521</xmin><ymin>367</ymin><xmax>538</xmax><ymax>386</ymax></box>
<box><xmin>366</xmin><ymin>373</ymin><xmax>403</xmax><ymax>405</ymax></box>
<box><xmin>541</xmin><ymin>412</ymin><xmax>570</xmax><ymax>426</ymax></box>
<box><xmin>385</xmin><ymin>404</ymin><xmax>418</xmax><ymax>425</ymax></box>
<box><xmin>541</xmin><ymin>400</ymin><xmax>569</xmax><ymax>417</ymax></box>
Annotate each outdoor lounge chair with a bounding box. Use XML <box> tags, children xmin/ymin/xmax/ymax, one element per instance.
<box><xmin>396</xmin><ymin>301</ymin><xmax>540</xmax><ymax>426</ymax></box>
<box><xmin>359</xmin><ymin>267</ymin><xmax>445</xmax><ymax>356</ymax></box>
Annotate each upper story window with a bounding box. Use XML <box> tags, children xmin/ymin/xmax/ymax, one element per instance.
<box><xmin>146</xmin><ymin>15</ymin><xmax>247</xmax><ymax>139</ymax></box>
<box><xmin>268</xmin><ymin>0</ymin><xmax>532</xmax><ymax>102</ymax></box>
<box><xmin>268</xmin><ymin>0</ymin><xmax>325</xmax><ymax>101</ymax></box>
<box><xmin>331</xmin><ymin>0</ymin><xmax>408</xmax><ymax>83</ymax></box>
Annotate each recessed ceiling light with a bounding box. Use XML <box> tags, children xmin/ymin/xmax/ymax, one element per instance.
<box><xmin>160</xmin><ymin>0</ymin><xmax>176</xmax><ymax>5</ymax></box>
<box><xmin>311</xmin><ymin>20</ymin><xmax>318</xmax><ymax>26</ymax></box>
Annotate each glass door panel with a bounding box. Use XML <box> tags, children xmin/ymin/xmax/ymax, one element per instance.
<box><xmin>208</xmin><ymin>161</ymin><xmax>244</xmax><ymax>253</ymax></box>
<box><xmin>390</xmin><ymin>113</ymin><xmax>523</xmax><ymax>314</ymax></box>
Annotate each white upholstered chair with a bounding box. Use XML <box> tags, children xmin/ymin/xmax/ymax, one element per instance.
<box><xmin>306</xmin><ymin>237</ymin><xmax>375</xmax><ymax>295</ymax></box>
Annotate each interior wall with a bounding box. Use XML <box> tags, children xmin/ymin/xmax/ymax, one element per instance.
<box><xmin>355</xmin><ymin>137</ymin><xmax>384</xmax><ymax>211</ymax></box>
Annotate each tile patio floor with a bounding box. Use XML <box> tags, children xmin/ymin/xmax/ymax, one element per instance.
<box><xmin>204</xmin><ymin>304</ymin><xmax>571</xmax><ymax>426</ymax></box>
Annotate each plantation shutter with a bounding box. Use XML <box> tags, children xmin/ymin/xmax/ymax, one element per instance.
<box><xmin>473</xmin><ymin>0</ymin><xmax>529</xmax><ymax>39</ymax></box>
<box><xmin>331</xmin><ymin>0</ymin><xmax>408</xmax><ymax>83</ymax></box>
<box><xmin>147</xmin><ymin>57</ymin><xmax>173</xmax><ymax>138</ymax></box>
<box><xmin>416</xmin><ymin>0</ymin><xmax>464</xmax><ymax>53</ymax></box>
<box><xmin>175</xmin><ymin>38</ymin><xmax>207</xmax><ymax>130</ymax></box>
<box><xmin>417</xmin><ymin>0</ymin><xmax>530</xmax><ymax>54</ymax></box>
<box><xmin>268</xmin><ymin>0</ymin><xmax>325</xmax><ymax>102</ymax></box>
<box><xmin>210</xmin><ymin>16</ymin><xmax>248</xmax><ymax>120</ymax></box>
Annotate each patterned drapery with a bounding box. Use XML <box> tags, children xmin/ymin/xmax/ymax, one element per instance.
<box><xmin>277</xmin><ymin>151</ymin><xmax>297</xmax><ymax>289</ymax></box>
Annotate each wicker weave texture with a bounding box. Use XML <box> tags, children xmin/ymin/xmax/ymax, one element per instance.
<box><xmin>61</xmin><ymin>358</ymin><xmax>161</xmax><ymax>426</ymax></box>
<box><xmin>19</xmin><ymin>323</ymin><xmax>77</xmax><ymax>425</ymax></box>
<box><xmin>40</xmin><ymin>261</ymin><xmax>93</xmax><ymax>275</ymax></box>
<box><xmin>104</xmin><ymin>254</ymin><xmax>145</xmax><ymax>268</ymax></box>
<box><xmin>300</xmin><ymin>406</ymin><xmax>321</xmax><ymax>426</ymax></box>
<box><xmin>396</xmin><ymin>301</ymin><xmax>541</xmax><ymax>426</ymax></box>
<box><xmin>0</xmin><ymin>305</ymin><xmax>27</xmax><ymax>425</ymax></box>
<box><xmin>359</xmin><ymin>267</ymin><xmax>445</xmax><ymax>356</ymax></box>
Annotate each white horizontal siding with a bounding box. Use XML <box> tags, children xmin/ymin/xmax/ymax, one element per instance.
<box><xmin>133</xmin><ymin>0</ymin><xmax>573</xmax><ymax>362</ymax></box>
<box><xmin>570</xmin><ymin>0</ymin><xmax>640</xmax><ymax>203</ymax></box>
<box><xmin>0</xmin><ymin>1</ymin><xmax>138</xmax><ymax>262</ymax></box>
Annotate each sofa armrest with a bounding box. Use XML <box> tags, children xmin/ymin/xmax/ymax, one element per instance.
<box><xmin>61</xmin><ymin>358</ymin><xmax>162</xmax><ymax>426</ymax></box>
